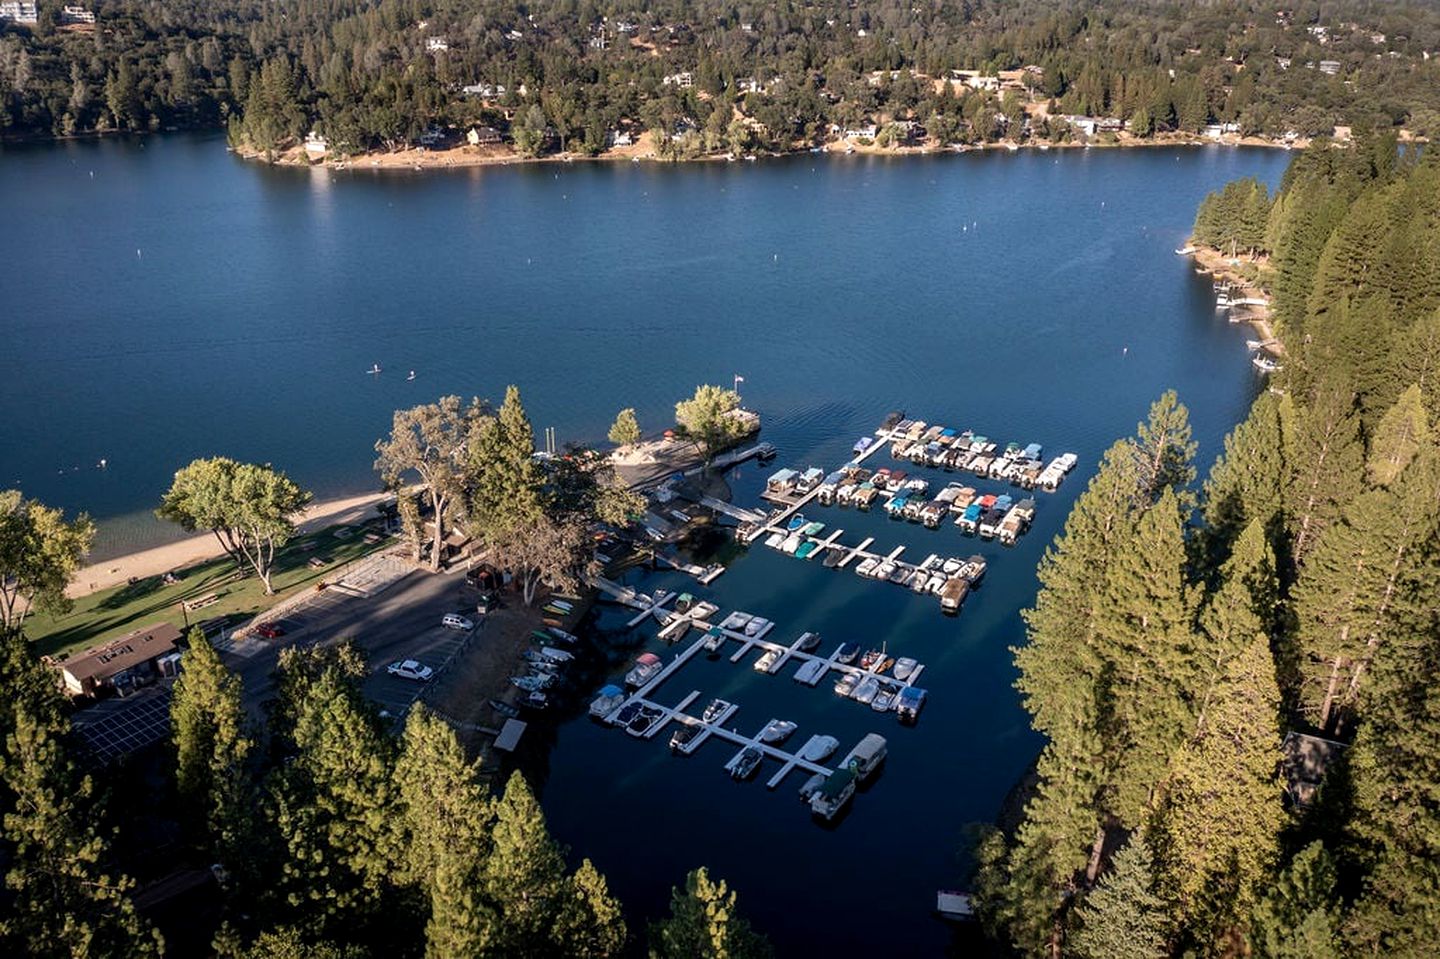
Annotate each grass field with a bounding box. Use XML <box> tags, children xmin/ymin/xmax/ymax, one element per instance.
<box><xmin>27</xmin><ymin>523</ymin><xmax>393</xmax><ymax>659</ymax></box>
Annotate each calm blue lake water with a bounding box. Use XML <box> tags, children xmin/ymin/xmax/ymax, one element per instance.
<box><xmin>1</xmin><ymin>136</ymin><xmax>1287</xmax><ymax>952</ymax></box>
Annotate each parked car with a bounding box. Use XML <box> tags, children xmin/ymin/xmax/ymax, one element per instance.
<box><xmin>254</xmin><ymin>623</ymin><xmax>284</xmax><ymax>639</ymax></box>
<box><xmin>442</xmin><ymin>613</ymin><xmax>474</xmax><ymax>631</ymax></box>
<box><xmin>475</xmin><ymin>592</ymin><xmax>499</xmax><ymax>615</ymax></box>
<box><xmin>387</xmin><ymin>660</ymin><xmax>434</xmax><ymax>682</ymax></box>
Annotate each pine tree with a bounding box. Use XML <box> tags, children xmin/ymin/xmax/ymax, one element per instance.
<box><xmin>1195</xmin><ymin>519</ymin><xmax>1282</xmax><ymax>700</ymax></box>
<box><xmin>1395</xmin><ymin>311</ymin><xmax>1440</xmax><ymax>423</ymax></box>
<box><xmin>1285</xmin><ymin>385</ymin><xmax>1365</xmax><ymax>567</ymax></box>
<box><xmin>0</xmin><ymin>634</ymin><xmax>160</xmax><ymax>958</ymax></box>
<box><xmin>1153</xmin><ymin>635</ymin><xmax>1284</xmax><ymax>947</ymax></box>
<box><xmin>1366</xmin><ymin>384</ymin><xmax>1429</xmax><ymax>487</ymax></box>
<box><xmin>171</xmin><ymin>627</ymin><xmax>254</xmax><ymax>865</ymax></box>
<box><xmin>648</xmin><ymin>867</ymin><xmax>773</xmax><ymax>959</ymax></box>
<box><xmin>271</xmin><ymin>666</ymin><xmax>397</xmax><ymax>935</ymax></box>
<box><xmin>480</xmin><ymin>771</ymin><xmax>571</xmax><ymax>954</ymax></box>
<box><xmin>469</xmin><ymin>386</ymin><xmax>543</xmax><ymax>542</ymax></box>
<box><xmin>1251</xmin><ymin>842</ymin><xmax>1342</xmax><ymax>959</ymax></box>
<box><xmin>1093</xmin><ymin>488</ymin><xmax>1198</xmax><ymax>829</ymax></box>
<box><xmin>556</xmin><ymin>859</ymin><xmax>628</xmax><ymax>958</ymax></box>
<box><xmin>1129</xmin><ymin>390</ymin><xmax>1198</xmax><ymax>508</ymax></box>
<box><xmin>1199</xmin><ymin>392</ymin><xmax>1291</xmax><ymax>565</ymax></box>
<box><xmin>1067</xmin><ymin>839</ymin><xmax>1168</xmax><ymax>959</ymax></box>
<box><xmin>394</xmin><ymin>706</ymin><xmax>496</xmax><ymax>958</ymax></box>
<box><xmin>608</xmin><ymin>408</ymin><xmax>642</xmax><ymax>448</ymax></box>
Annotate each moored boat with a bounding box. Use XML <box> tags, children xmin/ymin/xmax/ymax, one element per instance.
<box><xmin>588</xmin><ymin>684</ymin><xmax>626</xmax><ymax>719</ymax></box>
<box><xmin>842</xmin><ymin>733</ymin><xmax>888</xmax><ymax>781</ymax></box>
<box><xmin>669</xmin><ymin>723</ymin><xmax>702</xmax><ymax>751</ymax></box>
<box><xmin>490</xmin><ymin>699</ymin><xmax>521</xmax><ymax>719</ymax></box>
<box><xmin>834</xmin><ymin>643</ymin><xmax>860</xmax><ymax>665</ymax></box>
<box><xmin>853</xmin><ymin>676</ymin><xmax>881</xmax><ymax>704</ymax></box>
<box><xmin>834</xmin><ymin>672</ymin><xmax>862</xmax><ymax>697</ymax></box>
<box><xmin>753</xmin><ymin>648</ymin><xmax>782</xmax><ymax>672</ymax></box>
<box><xmin>624</xmin><ymin>652</ymin><xmax>664</xmax><ymax>687</ymax></box>
<box><xmin>871</xmin><ymin>685</ymin><xmax>897</xmax><ymax>712</ymax></box>
<box><xmin>730</xmin><ymin>747</ymin><xmax>763</xmax><ymax>780</ymax></box>
<box><xmin>799</xmin><ymin>772</ymin><xmax>827</xmax><ymax>802</ymax></box>
<box><xmin>702</xmin><ymin>698</ymin><xmax>732</xmax><ymax>723</ymax></box>
<box><xmin>798</xmin><ymin>734</ymin><xmax>839</xmax><ymax>762</ymax></box>
<box><xmin>892</xmin><ymin>657</ymin><xmax>918</xmax><ymax>681</ymax></box>
<box><xmin>702</xmin><ymin>625</ymin><xmax>726</xmax><ymax>653</ymax></box>
<box><xmin>897</xmin><ymin>686</ymin><xmax>927</xmax><ymax>724</ymax></box>
<box><xmin>793</xmin><ymin>659</ymin><xmax>827</xmax><ymax>684</ymax></box>
<box><xmin>760</xmin><ymin>719</ymin><xmax>797</xmax><ymax>744</ymax></box>
<box><xmin>810</xmin><ymin>767</ymin><xmax>857</xmax><ymax>820</ymax></box>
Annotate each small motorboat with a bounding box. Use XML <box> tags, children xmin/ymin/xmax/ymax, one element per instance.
<box><xmin>539</xmin><ymin>646</ymin><xmax>574</xmax><ymax>663</ymax></box>
<box><xmin>548</xmin><ymin>599</ymin><xmax>575</xmax><ymax>612</ymax></box>
<box><xmin>625</xmin><ymin>653</ymin><xmax>664</xmax><ymax>687</ymax></box>
<box><xmin>835</xmin><ymin>643</ymin><xmax>860</xmax><ymax>665</ymax></box>
<box><xmin>721</xmin><ymin>611</ymin><xmax>752</xmax><ymax>631</ymax></box>
<box><xmin>613</xmin><ymin>702</ymin><xmax>643</xmax><ymax>726</ymax></box>
<box><xmin>760</xmin><ymin>719</ymin><xmax>797</xmax><ymax>744</ymax></box>
<box><xmin>490</xmin><ymin>699</ymin><xmax>521</xmax><ymax>719</ymax></box>
<box><xmin>795</xmin><ymin>632</ymin><xmax>821</xmax><ymax>653</ymax></box>
<box><xmin>855</xmin><ymin>557</ymin><xmax>878</xmax><ymax>577</ymax></box>
<box><xmin>670</xmin><ymin>723</ymin><xmax>702</xmax><ymax>751</ymax></box>
<box><xmin>366</xmin><ymin>363</ymin><xmax>382</xmax><ymax>375</ymax></box>
<box><xmin>860</xmin><ymin>649</ymin><xmax>886</xmax><ymax>671</ymax></box>
<box><xmin>786</xmin><ymin>514</ymin><xmax>808</xmax><ymax>532</ymax></box>
<box><xmin>765</xmin><ymin>532</ymin><xmax>784</xmax><ymax>548</ymax></box>
<box><xmin>793</xmin><ymin>659</ymin><xmax>827</xmax><ymax>684</ymax></box>
<box><xmin>781</xmin><ymin>533</ymin><xmax>803</xmax><ymax>554</ymax></box>
<box><xmin>823</xmin><ymin>548</ymin><xmax>845</xmax><ymax>568</ymax></box>
<box><xmin>744</xmin><ymin>617</ymin><xmax>770</xmax><ymax>637</ymax></box>
<box><xmin>754</xmin><ymin>648</ymin><xmax>781</xmax><ymax>673</ymax></box>
<box><xmin>511</xmin><ymin>674</ymin><xmax>549</xmax><ymax>692</ymax></box>
<box><xmin>893</xmin><ymin>657</ymin><xmax>919</xmax><ymax>681</ymax></box>
<box><xmin>795</xmin><ymin>541</ymin><xmax>818</xmax><ymax>560</ymax></box>
<box><xmin>834</xmin><ymin>672</ymin><xmax>861</xmax><ymax>697</ymax></box>
<box><xmin>731</xmin><ymin>747</ymin><xmax>763</xmax><ymax>780</ymax></box>
<box><xmin>872</xmin><ymin>685</ymin><xmax>897</xmax><ymax>712</ymax></box>
<box><xmin>702</xmin><ymin>698</ymin><xmax>732</xmax><ymax>724</ymax></box>
<box><xmin>853</xmin><ymin>676</ymin><xmax>881</xmax><ymax>704</ymax></box>
<box><xmin>798</xmin><ymin>734</ymin><xmax>839</xmax><ymax>762</ymax></box>
<box><xmin>702</xmin><ymin>626</ymin><xmax>726</xmax><ymax>653</ymax></box>
<box><xmin>406</xmin><ymin>370</ymin><xmax>416</xmax><ymax>381</ymax></box>
<box><xmin>627</xmin><ymin>705</ymin><xmax>663</xmax><ymax>735</ymax></box>
<box><xmin>798</xmin><ymin>772</ymin><xmax>827</xmax><ymax>802</ymax></box>
<box><xmin>522</xmin><ymin>691</ymin><xmax>550</xmax><ymax>710</ymax></box>
<box><xmin>547</xmin><ymin>627</ymin><xmax>579</xmax><ymax>644</ymax></box>
<box><xmin>589</xmin><ymin>684</ymin><xmax>626</xmax><ymax>718</ymax></box>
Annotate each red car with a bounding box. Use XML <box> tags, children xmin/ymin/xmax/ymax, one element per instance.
<box><xmin>254</xmin><ymin>623</ymin><xmax>285</xmax><ymax>639</ymax></box>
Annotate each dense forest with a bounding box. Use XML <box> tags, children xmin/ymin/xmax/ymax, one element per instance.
<box><xmin>975</xmin><ymin>141</ymin><xmax>1440</xmax><ymax>956</ymax></box>
<box><xmin>3</xmin><ymin>0</ymin><xmax>1440</xmax><ymax>157</ymax></box>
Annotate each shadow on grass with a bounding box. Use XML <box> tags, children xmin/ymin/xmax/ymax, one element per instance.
<box><xmin>31</xmin><ymin>522</ymin><xmax>391</xmax><ymax>660</ymax></box>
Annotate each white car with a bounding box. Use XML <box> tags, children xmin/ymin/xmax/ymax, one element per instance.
<box><xmin>387</xmin><ymin>660</ymin><xmax>434</xmax><ymax>682</ymax></box>
<box><xmin>442</xmin><ymin>613</ymin><xmax>475</xmax><ymax>631</ymax></box>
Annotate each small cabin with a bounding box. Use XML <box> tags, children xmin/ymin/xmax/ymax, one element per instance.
<box><xmin>765</xmin><ymin>468</ymin><xmax>798</xmax><ymax>494</ymax></box>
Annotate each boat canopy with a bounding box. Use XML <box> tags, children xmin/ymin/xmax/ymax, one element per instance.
<box><xmin>823</xmin><ymin>470</ymin><xmax>846</xmax><ymax>485</ymax></box>
<box><xmin>1023</xmin><ymin>443</ymin><xmax>1043</xmax><ymax>459</ymax></box>
<box><xmin>853</xmin><ymin>437</ymin><xmax>872</xmax><ymax>453</ymax></box>
<box><xmin>766</xmin><ymin>468</ymin><xmax>797</xmax><ymax>485</ymax></box>
<box><xmin>818</xmin><ymin>767</ymin><xmax>856</xmax><ymax>799</ymax></box>
<box><xmin>799</xmin><ymin>467</ymin><xmax>825</xmax><ymax>483</ymax></box>
<box><xmin>597</xmin><ymin>684</ymin><xmax>623</xmax><ymax>697</ymax></box>
<box><xmin>635</xmin><ymin>653</ymin><xmax>661</xmax><ymax>665</ymax></box>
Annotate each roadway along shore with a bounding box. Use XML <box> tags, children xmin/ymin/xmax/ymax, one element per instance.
<box><xmin>67</xmin><ymin>491</ymin><xmax>392</xmax><ymax>599</ymax></box>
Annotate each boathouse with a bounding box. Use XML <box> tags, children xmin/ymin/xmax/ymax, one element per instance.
<box><xmin>56</xmin><ymin>622</ymin><xmax>183</xmax><ymax>698</ymax></box>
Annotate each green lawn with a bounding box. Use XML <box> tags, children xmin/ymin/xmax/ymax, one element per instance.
<box><xmin>27</xmin><ymin>523</ymin><xmax>393</xmax><ymax>659</ymax></box>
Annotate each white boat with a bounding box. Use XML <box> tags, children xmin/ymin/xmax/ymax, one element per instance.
<box><xmin>834</xmin><ymin>672</ymin><xmax>861</xmax><ymax>697</ymax></box>
<box><xmin>548</xmin><ymin>599</ymin><xmax>574</xmax><ymax>612</ymax></box>
<box><xmin>853</xmin><ymin>676</ymin><xmax>880</xmax><ymax>704</ymax></box>
<box><xmin>760</xmin><ymin>719</ymin><xmax>797</xmax><ymax>744</ymax></box>
<box><xmin>754</xmin><ymin>648</ymin><xmax>782</xmax><ymax>673</ymax></box>
<box><xmin>540</xmin><ymin>647</ymin><xmax>573</xmax><ymax>663</ymax></box>
<box><xmin>702</xmin><ymin>698</ymin><xmax>732</xmax><ymax>724</ymax></box>
<box><xmin>855</xmin><ymin>557</ymin><xmax>878</xmax><ymax>577</ymax></box>
<box><xmin>798</xmin><ymin>772</ymin><xmax>827</xmax><ymax>802</ymax></box>
<box><xmin>730</xmin><ymin>747</ymin><xmax>763</xmax><ymax>780</ymax></box>
<box><xmin>892</xmin><ymin>657</ymin><xmax>918</xmax><ymax>681</ymax></box>
<box><xmin>624</xmin><ymin>653</ymin><xmax>664</xmax><ymax>687</ymax></box>
<box><xmin>366</xmin><ymin>363</ymin><xmax>382</xmax><ymax>374</ymax></box>
<box><xmin>798</xmin><ymin>734</ymin><xmax>839</xmax><ymax>762</ymax></box>
<box><xmin>781</xmin><ymin>533</ymin><xmax>803</xmax><ymax>554</ymax></box>
<box><xmin>720</xmin><ymin>611</ymin><xmax>752</xmax><ymax>631</ymax></box>
<box><xmin>745</xmin><ymin>617</ymin><xmax>770</xmax><ymax>637</ymax></box>
<box><xmin>872</xmin><ymin>685</ymin><xmax>897</xmax><ymax>712</ymax></box>
<box><xmin>765</xmin><ymin>532</ymin><xmax>784</xmax><ymax>549</ymax></box>
<box><xmin>702</xmin><ymin>626</ymin><xmax>726</xmax><ymax>653</ymax></box>
<box><xmin>842</xmin><ymin>733</ymin><xmax>888</xmax><ymax>782</ymax></box>
<box><xmin>1175</xmin><ymin>245</ymin><xmax>1197</xmax><ymax>255</ymax></box>
<box><xmin>1253</xmin><ymin>355</ymin><xmax>1284</xmax><ymax>374</ymax></box>
<box><xmin>793</xmin><ymin>659</ymin><xmax>827</xmax><ymax>684</ymax></box>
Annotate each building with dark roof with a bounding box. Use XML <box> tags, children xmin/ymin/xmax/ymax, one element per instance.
<box><xmin>56</xmin><ymin>622</ymin><xmax>183</xmax><ymax>698</ymax></box>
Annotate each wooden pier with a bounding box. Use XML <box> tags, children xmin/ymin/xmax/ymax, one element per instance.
<box><xmin>838</xmin><ymin>536</ymin><xmax>874</xmax><ymax>568</ymax></box>
<box><xmin>744</xmin><ymin>430</ymin><xmax>895</xmax><ymax>544</ymax></box>
<box><xmin>632</xmin><ymin>689</ymin><xmax>703</xmax><ymax>740</ymax></box>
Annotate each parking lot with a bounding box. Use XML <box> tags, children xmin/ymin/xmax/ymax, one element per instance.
<box><xmin>72</xmin><ymin>551</ymin><xmax>482</xmax><ymax>763</ymax></box>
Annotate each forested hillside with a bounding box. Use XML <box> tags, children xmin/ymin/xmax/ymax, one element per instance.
<box><xmin>976</xmin><ymin>142</ymin><xmax>1440</xmax><ymax>956</ymax></box>
<box><xmin>3</xmin><ymin>0</ymin><xmax>1440</xmax><ymax>156</ymax></box>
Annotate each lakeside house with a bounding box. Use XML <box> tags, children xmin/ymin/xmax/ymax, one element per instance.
<box><xmin>462</xmin><ymin>82</ymin><xmax>507</xmax><ymax>99</ymax></box>
<box><xmin>606</xmin><ymin>129</ymin><xmax>633</xmax><ymax>147</ymax></box>
<box><xmin>304</xmin><ymin>131</ymin><xmax>329</xmax><ymax>158</ymax></box>
<box><xmin>0</xmin><ymin>1</ymin><xmax>38</xmax><ymax>23</ymax></box>
<box><xmin>662</xmin><ymin>71</ymin><xmax>694</xmax><ymax>88</ymax></box>
<box><xmin>55</xmin><ymin>622</ymin><xmax>183</xmax><ymax>699</ymax></box>
<box><xmin>467</xmin><ymin>126</ymin><xmax>502</xmax><ymax>146</ymax></box>
<box><xmin>60</xmin><ymin>4</ymin><xmax>94</xmax><ymax>24</ymax></box>
<box><xmin>417</xmin><ymin>125</ymin><xmax>448</xmax><ymax>147</ymax></box>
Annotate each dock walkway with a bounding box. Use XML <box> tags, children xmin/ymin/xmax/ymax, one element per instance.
<box><xmin>745</xmin><ymin>430</ymin><xmax>894</xmax><ymax>544</ymax></box>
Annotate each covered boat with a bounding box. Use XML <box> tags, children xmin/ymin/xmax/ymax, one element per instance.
<box><xmin>624</xmin><ymin>652</ymin><xmax>664</xmax><ymax>687</ymax></box>
<box><xmin>810</xmin><ymin>767</ymin><xmax>857</xmax><ymax>820</ymax></box>
<box><xmin>798</xmin><ymin>734</ymin><xmax>839</xmax><ymax>762</ymax></box>
<box><xmin>760</xmin><ymin>719</ymin><xmax>797</xmax><ymax>744</ymax></box>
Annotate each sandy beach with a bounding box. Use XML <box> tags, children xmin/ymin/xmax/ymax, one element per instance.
<box><xmin>67</xmin><ymin>491</ymin><xmax>392</xmax><ymax>599</ymax></box>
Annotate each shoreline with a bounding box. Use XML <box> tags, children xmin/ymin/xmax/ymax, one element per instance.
<box><xmin>1185</xmin><ymin>243</ymin><xmax>1284</xmax><ymax>354</ymax></box>
<box><xmin>67</xmin><ymin>491</ymin><xmax>391</xmax><ymax>599</ymax></box>
<box><xmin>236</xmin><ymin>131</ymin><xmax>1306</xmax><ymax>174</ymax></box>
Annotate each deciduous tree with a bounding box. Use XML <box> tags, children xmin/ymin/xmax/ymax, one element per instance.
<box><xmin>0</xmin><ymin>489</ymin><xmax>94</xmax><ymax>636</ymax></box>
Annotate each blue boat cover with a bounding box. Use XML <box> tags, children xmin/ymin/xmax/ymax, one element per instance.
<box><xmin>598</xmin><ymin>684</ymin><xmax>623</xmax><ymax>697</ymax></box>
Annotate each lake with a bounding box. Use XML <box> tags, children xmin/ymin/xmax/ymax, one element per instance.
<box><xmin>0</xmin><ymin>136</ymin><xmax>1287</xmax><ymax>952</ymax></box>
